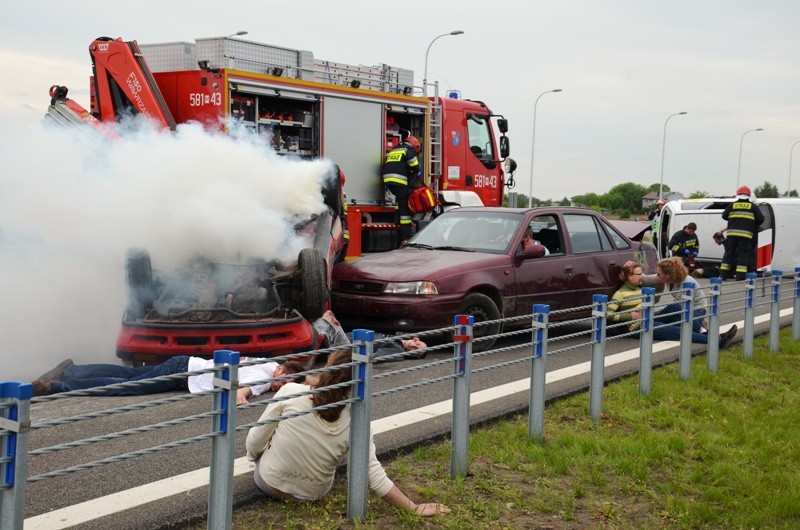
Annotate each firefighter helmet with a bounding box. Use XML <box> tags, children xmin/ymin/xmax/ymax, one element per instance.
<box><xmin>405</xmin><ymin>135</ymin><xmax>421</xmax><ymax>153</ymax></box>
<box><xmin>737</xmin><ymin>185</ymin><xmax>751</xmax><ymax>196</ymax></box>
<box><xmin>657</xmin><ymin>198</ymin><xmax>666</xmax><ymax>206</ymax></box>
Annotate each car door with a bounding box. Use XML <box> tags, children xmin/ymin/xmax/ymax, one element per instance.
<box><xmin>512</xmin><ymin>214</ymin><xmax>576</xmax><ymax>315</ymax></box>
<box><xmin>562</xmin><ymin>213</ymin><xmax>624</xmax><ymax>304</ymax></box>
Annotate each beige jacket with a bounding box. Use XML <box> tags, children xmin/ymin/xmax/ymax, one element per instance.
<box><xmin>245</xmin><ymin>382</ymin><xmax>394</xmax><ymax>500</ymax></box>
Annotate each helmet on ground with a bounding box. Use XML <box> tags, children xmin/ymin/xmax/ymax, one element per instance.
<box><xmin>737</xmin><ymin>185</ymin><xmax>751</xmax><ymax>196</ymax></box>
<box><xmin>404</xmin><ymin>135</ymin><xmax>421</xmax><ymax>153</ymax></box>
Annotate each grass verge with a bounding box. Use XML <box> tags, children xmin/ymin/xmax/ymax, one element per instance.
<box><xmin>190</xmin><ymin>329</ymin><xmax>800</xmax><ymax>529</ymax></box>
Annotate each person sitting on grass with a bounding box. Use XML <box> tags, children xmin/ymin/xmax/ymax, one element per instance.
<box><xmin>31</xmin><ymin>356</ymin><xmax>305</xmax><ymax>404</ymax></box>
<box><xmin>245</xmin><ymin>348</ymin><xmax>450</xmax><ymax>516</ymax></box>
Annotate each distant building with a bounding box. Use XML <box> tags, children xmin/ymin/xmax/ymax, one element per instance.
<box><xmin>642</xmin><ymin>190</ymin><xmax>683</xmax><ymax>211</ymax></box>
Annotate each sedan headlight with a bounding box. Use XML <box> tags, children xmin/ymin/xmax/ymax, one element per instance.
<box><xmin>383</xmin><ymin>281</ymin><xmax>439</xmax><ymax>295</ymax></box>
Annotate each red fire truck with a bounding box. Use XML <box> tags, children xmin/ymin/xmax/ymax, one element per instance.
<box><xmin>47</xmin><ymin>35</ymin><xmax>515</xmax><ymax>259</ymax></box>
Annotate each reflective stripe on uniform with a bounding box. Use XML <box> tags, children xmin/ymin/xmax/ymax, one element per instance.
<box><xmin>726</xmin><ymin>229</ymin><xmax>754</xmax><ymax>239</ymax></box>
<box><xmin>728</xmin><ymin>212</ymin><xmax>756</xmax><ymax>220</ymax></box>
<box><xmin>383</xmin><ymin>174</ymin><xmax>408</xmax><ymax>185</ymax></box>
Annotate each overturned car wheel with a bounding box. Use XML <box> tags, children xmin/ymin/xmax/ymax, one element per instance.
<box><xmin>297</xmin><ymin>248</ymin><xmax>328</xmax><ymax>321</ymax></box>
<box><xmin>125</xmin><ymin>248</ymin><xmax>154</xmax><ymax>319</ymax></box>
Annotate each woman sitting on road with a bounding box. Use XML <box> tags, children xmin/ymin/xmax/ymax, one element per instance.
<box><xmin>609</xmin><ymin>259</ymin><xmax>737</xmax><ymax>348</ymax></box>
<box><xmin>606</xmin><ymin>261</ymin><xmax>644</xmax><ymax>335</ymax></box>
<box><xmin>245</xmin><ymin>349</ymin><xmax>450</xmax><ymax>516</ymax></box>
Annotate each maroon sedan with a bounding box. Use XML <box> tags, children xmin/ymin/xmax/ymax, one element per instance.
<box><xmin>331</xmin><ymin>207</ymin><xmax>657</xmax><ymax>351</ymax></box>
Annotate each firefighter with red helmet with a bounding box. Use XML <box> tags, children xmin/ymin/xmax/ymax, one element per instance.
<box><xmin>720</xmin><ymin>185</ymin><xmax>764</xmax><ymax>280</ymax></box>
<box><xmin>382</xmin><ymin>134</ymin><xmax>422</xmax><ymax>241</ymax></box>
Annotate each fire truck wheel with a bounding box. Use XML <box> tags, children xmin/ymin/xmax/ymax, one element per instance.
<box><xmin>456</xmin><ymin>293</ymin><xmax>501</xmax><ymax>352</ymax></box>
<box><xmin>125</xmin><ymin>248</ymin><xmax>154</xmax><ymax>319</ymax></box>
<box><xmin>298</xmin><ymin>248</ymin><xmax>328</xmax><ymax>320</ymax></box>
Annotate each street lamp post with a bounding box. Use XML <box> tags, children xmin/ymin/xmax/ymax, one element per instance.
<box><xmin>527</xmin><ymin>89</ymin><xmax>562</xmax><ymax>208</ymax></box>
<box><xmin>423</xmin><ymin>30</ymin><xmax>464</xmax><ymax>97</ymax></box>
<box><xmin>789</xmin><ymin>141</ymin><xmax>800</xmax><ymax>196</ymax></box>
<box><xmin>658</xmin><ymin>111</ymin><xmax>687</xmax><ymax>201</ymax></box>
<box><xmin>736</xmin><ymin>128</ymin><xmax>764</xmax><ymax>189</ymax></box>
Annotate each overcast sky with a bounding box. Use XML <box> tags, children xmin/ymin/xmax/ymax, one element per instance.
<box><xmin>1</xmin><ymin>0</ymin><xmax>799</xmax><ymax>200</ymax></box>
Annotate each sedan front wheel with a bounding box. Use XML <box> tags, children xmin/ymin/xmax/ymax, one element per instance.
<box><xmin>456</xmin><ymin>293</ymin><xmax>501</xmax><ymax>352</ymax></box>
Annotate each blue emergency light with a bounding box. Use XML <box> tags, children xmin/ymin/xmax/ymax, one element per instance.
<box><xmin>446</xmin><ymin>90</ymin><xmax>461</xmax><ymax>99</ymax></box>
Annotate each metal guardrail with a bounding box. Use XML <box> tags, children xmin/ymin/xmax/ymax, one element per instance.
<box><xmin>2</xmin><ymin>269</ymin><xmax>800</xmax><ymax>528</ymax></box>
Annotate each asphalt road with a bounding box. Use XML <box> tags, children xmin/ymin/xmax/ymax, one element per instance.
<box><xmin>19</xmin><ymin>277</ymin><xmax>796</xmax><ymax>529</ymax></box>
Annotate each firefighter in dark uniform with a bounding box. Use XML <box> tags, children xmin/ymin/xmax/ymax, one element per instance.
<box><xmin>720</xmin><ymin>185</ymin><xmax>764</xmax><ymax>281</ymax></box>
<box><xmin>667</xmin><ymin>222</ymin><xmax>699</xmax><ymax>269</ymax></box>
<box><xmin>381</xmin><ymin>135</ymin><xmax>422</xmax><ymax>241</ymax></box>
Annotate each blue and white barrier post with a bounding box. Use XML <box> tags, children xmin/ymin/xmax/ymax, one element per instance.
<box><xmin>529</xmin><ymin>304</ymin><xmax>549</xmax><ymax>442</ymax></box>
<box><xmin>347</xmin><ymin>329</ymin><xmax>374</xmax><ymax>521</ymax></box>
<box><xmin>744</xmin><ymin>273</ymin><xmax>756</xmax><ymax>359</ymax></box>
<box><xmin>707</xmin><ymin>278</ymin><xmax>722</xmax><ymax>372</ymax></box>
<box><xmin>679</xmin><ymin>281</ymin><xmax>696</xmax><ymax>380</ymax></box>
<box><xmin>794</xmin><ymin>267</ymin><xmax>800</xmax><ymax>341</ymax></box>
<box><xmin>769</xmin><ymin>270</ymin><xmax>783</xmax><ymax>352</ymax></box>
<box><xmin>451</xmin><ymin>314</ymin><xmax>474</xmax><ymax>479</ymax></box>
<box><xmin>208</xmin><ymin>349</ymin><xmax>240</xmax><ymax>530</ymax></box>
<box><xmin>589</xmin><ymin>294</ymin><xmax>608</xmax><ymax>422</ymax></box>
<box><xmin>639</xmin><ymin>288</ymin><xmax>656</xmax><ymax>395</ymax></box>
<box><xmin>0</xmin><ymin>382</ymin><xmax>32</xmax><ymax>530</ymax></box>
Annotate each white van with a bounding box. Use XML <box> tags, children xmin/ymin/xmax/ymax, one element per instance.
<box><xmin>657</xmin><ymin>198</ymin><xmax>800</xmax><ymax>275</ymax></box>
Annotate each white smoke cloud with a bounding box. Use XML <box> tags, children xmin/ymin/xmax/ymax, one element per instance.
<box><xmin>0</xmin><ymin>117</ymin><xmax>333</xmax><ymax>382</ymax></box>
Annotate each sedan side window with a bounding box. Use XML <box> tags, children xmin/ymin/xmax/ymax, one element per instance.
<box><xmin>531</xmin><ymin>215</ymin><xmax>563</xmax><ymax>254</ymax></box>
<box><xmin>565</xmin><ymin>214</ymin><xmax>613</xmax><ymax>253</ymax></box>
<box><xmin>606</xmin><ymin>227</ymin><xmax>631</xmax><ymax>249</ymax></box>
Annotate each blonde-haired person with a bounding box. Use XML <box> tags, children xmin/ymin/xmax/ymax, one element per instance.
<box><xmin>245</xmin><ymin>349</ymin><xmax>450</xmax><ymax>516</ymax></box>
<box><xmin>642</xmin><ymin>257</ymin><xmax>737</xmax><ymax>347</ymax></box>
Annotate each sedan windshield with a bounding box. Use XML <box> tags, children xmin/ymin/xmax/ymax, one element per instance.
<box><xmin>410</xmin><ymin>211</ymin><xmax>524</xmax><ymax>254</ymax></box>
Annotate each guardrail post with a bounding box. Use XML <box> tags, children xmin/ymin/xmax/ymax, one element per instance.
<box><xmin>769</xmin><ymin>270</ymin><xmax>783</xmax><ymax>352</ymax></box>
<box><xmin>744</xmin><ymin>273</ymin><xmax>756</xmax><ymax>359</ymax></box>
<box><xmin>679</xmin><ymin>281</ymin><xmax>696</xmax><ymax>380</ymax></box>
<box><xmin>451</xmin><ymin>314</ymin><xmax>474</xmax><ymax>479</ymax></box>
<box><xmin>794</xmin><ymin>267</ymin><xmax>800</xmax><ymax>341</ymax></box>
<box><xmin>529</xmin><ymin>304</ymin><xmax>549</xmax><ymax>443</ymax></box>
<box><xmin>1</xmin><ymin>382</ymin><xmax>32</xmax><ymax>530</ymax></box>
<box><xmin>208</xmin><ymin>349</ymin><xmax>239</xmax><ymax>530</ymax></box>
<box><xmin>589</xmin><ymin>294</ymin><xmax>608</xmax><ymax>422</ymax></box>
<box><xmin>707</xmin><ymin>278</ymin><xmax>722</xmax><ymax>372</ymax></box>
<box><xmin>639</xmin><ymin>288</ymin><xmax>655</xmax><ymax>395</ymax></box>
<box><xmin>347</xmin><ymin>329</ymin><xmax>374</xmax><ymax>521</ymax></box>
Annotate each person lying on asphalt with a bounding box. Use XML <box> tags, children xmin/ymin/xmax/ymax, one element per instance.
<box><xmin>31</xmin><ymin>356</ymin><xmax>306</xmax><ymax>404</ymax></box>
<box><xmin>312</xmin><ymin>310</ymin><xmax>428</xmax><ymax>362</ymax></box>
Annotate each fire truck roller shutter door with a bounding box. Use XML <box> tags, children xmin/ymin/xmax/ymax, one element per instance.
<box><xmin>321</xmin><ymin>97</ymin><xmax>384</xmax><ymax>205</ymax></box>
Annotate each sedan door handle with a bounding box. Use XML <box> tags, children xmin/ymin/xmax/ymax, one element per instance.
<box><xmin>563</xmin><ymin>265</ymin><xmax>574</xmax><ymax>274</ymax></box>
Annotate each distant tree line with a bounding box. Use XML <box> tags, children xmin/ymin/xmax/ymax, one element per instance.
<box><xmin>504</xmin><ymin>180</ymin><xmax>798</xmax><ymax>219</ymax></box>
